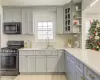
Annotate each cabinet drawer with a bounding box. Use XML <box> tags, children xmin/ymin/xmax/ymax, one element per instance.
<box><xmin>57</xmin><ymin>50</ymin><xmax>64</xmax><ymax>53</ymax></box>
<box><xmin>19</xmin><ymin>51</ymin><xmax>35</xmax><ymax>56</ymax></box>
<box><xmin>45</xmin><ymin>50</ymin><xmax>57</xmax><ymax>55</ymax></box>
<box><xmin>35</xmin><ymin>50</ymin><xmax>45</xmax><ymax>55</ymax></box>
<box><xmin>70</xmin><ymin>55</ymin><xmax>75</xmax><ymax>62</ymax></box>
<box><xmin>75</xmin><ymin>59</ymin><xmax>84</xmax><ymax>74</ymax></box>
<box><xmin>84</xmin><ymin>66</ymin><xmax>100</xmax><ymax>80</ymax></box>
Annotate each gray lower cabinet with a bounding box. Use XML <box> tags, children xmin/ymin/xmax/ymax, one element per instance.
<box><xmin>58</xmin><ymin>50</ymin><xmax>65</xmax><ymax>72</ymax></box>
<box><xmin>36</xmin><ymin>56</ymin><xmax>46</xmax><ymax>72</ymax></box>
<box><xmin>47</xmin><ymin>56</ymin><xmax>58</xmax><ymax>72</ymax></box>
<box><xmin>19</xmin><ymin>55</ymin><xmax>35</xmax><ymax>73</ymax></box>
<box><xmin>27</xmin><ymin>56</ymin><xmax>35</xmax><ymax>72</ymax></box>
<box><xmin>75</xmin><ymin>68</ymin><xmax>85</xmax><ymax>80</ymax></box>
<box><xmin>19</xmin><ymin>56</ymin><xmax>27</xmax><ymax>72</ymax></box>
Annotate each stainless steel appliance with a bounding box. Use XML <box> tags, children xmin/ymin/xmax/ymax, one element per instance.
<box><xmin>3</xmin><ymin>22</ymin><xmax>22</xmax><ymax>34</ymax></box>
<box><xmin>0</xmin><ymin>41</ymin><xmax>24</xmax><ymax>76</ymax></box>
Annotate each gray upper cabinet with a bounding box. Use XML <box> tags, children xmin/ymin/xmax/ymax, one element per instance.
<box><xmin>12</xmin><ymin>9</ymin><xmax>21</xmax><ymax>22</ymax></box>
<box><xmin>63</xmin><ymin>1</ymin><xmax>82</xmax><ymax>33</ymax></box>
<box><xmin>22</xmin><ymin>9</ymin><xmax>34</xmax><ymax>35</ymax></box>
<box><xmin>3</xmin><ymin>8</ymin><xmax>13</xmax><ymax>22</ymax></box>
<box><xmin>56</xmin><ymin>7</ymin><xmax>64</xmax><ymax>34</ymax></box>
<box><xmin>64</xmin><ymin>3</ymin><xmax>72</xmax><ymax>33</ymax></box>
<box><xmin>3</xmin><ymin>8</ymin><xmax>21</xmax><ymax>22</ymax></box>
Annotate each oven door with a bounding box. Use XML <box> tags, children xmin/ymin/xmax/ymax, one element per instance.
<box><xmin>0</xmin><ymin>53</ymin><xmax>18</xmax><ymax>71</ymax></box>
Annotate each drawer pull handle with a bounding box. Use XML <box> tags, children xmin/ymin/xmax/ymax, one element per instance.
<box><xmin>81</xmin><ymin>77</ymin><xmax>85</xmax><ymax>80</ymax></box>
<box><xmin>89</xmin><ymin>74</ymin><xmax>95</xmax><ymax>79</ymax></box>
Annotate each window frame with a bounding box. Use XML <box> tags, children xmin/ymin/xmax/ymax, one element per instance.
<box><xmin>35</xmin><ymin>21</ymin><xmax>56</xmax><ymax>42</ymax></box>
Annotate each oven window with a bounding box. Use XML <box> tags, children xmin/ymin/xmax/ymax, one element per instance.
<box><xmin>1</xmin><ymin>56</ymin><xmax>16</xmax><ymax>69</ymax></box>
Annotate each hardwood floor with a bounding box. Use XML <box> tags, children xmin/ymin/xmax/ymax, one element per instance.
<box><xmin>1</xmin><ymin>75</ymin><xmax>67</xmax><ymax>80</ymax></box>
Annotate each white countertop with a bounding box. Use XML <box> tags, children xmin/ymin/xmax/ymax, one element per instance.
<box><xmin>19</xmin><ymin>48</ymin><xmax>64</xmax><ymax>50</ymax></box>
<box><xmin>65</xmin><ymin>48</ymin><xmax>100</xmax><ymax>76</ymax></box>
<box><xmin>19</xmin><ymin>48</ymin><xmax>100</xmax><ymax>75</ymax></box>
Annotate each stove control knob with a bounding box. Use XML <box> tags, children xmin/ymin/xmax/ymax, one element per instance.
<box><xmin>11</xmin><ymin>51</ymin><xmax>13</xmax><ymax>52</ymax></box>
<box><xmin>6</xmin><ymin>50</ymin><xmax>8</xmax><ymax>53</ymax></box>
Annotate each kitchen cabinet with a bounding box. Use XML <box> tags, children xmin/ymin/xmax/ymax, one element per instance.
<box><xmin>65</xmin><ymin>51</ymin><xmax>71</xmax><ymax>80</ymax></box>
<box><xmin>64</xmin><ymin>1</ymin><xmax>82</xmax><ymax>33</ymax></box>
<box><xmin>75</xmin><ymin>68</ymin><xmax>85</xmax><ymax>80</ymax></box>
<box><xmin>64</xmin><ymin>3</ymin><xmax>72</xmax><ymax>33</ymax></box>
<box><xmin>56</xmin><ymin>7</ymin><xmax>64</xmax><ymax>34</ymax></box>
<box><xmin>3</xmin><ymin>8</ymin><xmax>21</xmax><ymax>22</ymax></box>
<box><xmin>27</xmin><ymin>56</ymin><xmax>35</xmax><ymax>72</ymax></box>
<box><xmin>65</xmin><ymin>51</ymin><xmax>76</xmax><ymax>80</ymax></box>
<box><xmin>19</xmin><ymin>55</ymin><xmax>36</xmax><ymax>73</ymax></box>
<box><xmin>22</xmin><ymin>9</ymin><xmax>34</xmax><ymax>35</ymax></box>
<box><xmin>36</xmin><ymin>56</ymin><xmax>46</xmax><ymax>72</ymax></box>
<box><xmin>58</xmin><ymin>50</ymin><xmax>65</xmax><ymax>72</ymax></box>
<box><xmin>19</xmin><ymin>56</ymin><xmax>27</xmax><ymax>72</ymax></box>
<box><xmin>84</xmin><ymin>66</ymin><xmax>100</xmax><ymax>80</ymax></box>
<box><xmin>47</xmin><ymin>56</ymin><xmax>58</xmax><ymax>72</ymax></box>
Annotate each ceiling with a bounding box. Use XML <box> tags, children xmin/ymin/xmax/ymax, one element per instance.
<box><xmin>85</xmin><ymin>0</ymin><xmax>100</xmax><ymax>14</ymax></box>
<box><xmin>1</xmin><ymin>0</ymin><xmax>83</xmax><ymax>6</ymax></box>
<box><xmin>1</xmin><ymin>0</ymin><xmax>71</xmax><ymax>6</ymax></box>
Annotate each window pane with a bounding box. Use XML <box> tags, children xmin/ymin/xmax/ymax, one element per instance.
<box><xmin>43</xmin><ymin>22</ymin><xmax>47</xmax><ymax>26</ymax></box>
<box><xmin>43</xmin><ymin>31</ymin><xmax>48</xmax><ymax>34</ymax></box>
<box><xmin>38</xmin><ymin>31</ymin><xmax>43</xmax><ymax>34</ymax></box>
<box><xmin>48</xmin><ymin>22</ymin><xmax>52</xmax><ymax>26</ymax></box>
<box><xmin>48</xmin><ymin>31</ymin><xmax>53</xmax><ymax>35</ymax></box>
<box><xmin>43</xmin><ymin>27</ymin><xmax>48</xmax><ymax>30</ymax></box>
<box><xmin>37</xmin><ymin>21</ymin><xmax>53</xmax><ymax>40</ymax></box>
<box><xmin>48</xmin><ymin>26</ymin><xmax>53</xmax><ymax>29</ymax></box>
<box><xmin>38</xmin><ymin>22</ymin><xmax>42</xmax><ymax>26</ymax></box>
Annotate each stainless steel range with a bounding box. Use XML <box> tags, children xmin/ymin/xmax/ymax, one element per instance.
<box><xmin>0</xmin><ymin>41</ymin><xmax>24</xmax><ymax>76</ymax></box>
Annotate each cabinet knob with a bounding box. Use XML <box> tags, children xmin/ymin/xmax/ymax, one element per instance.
<box><xmin>89</xmin><ymin>74</ymin><xmax>95</xmax><ymax>79</ymax></box>
<box><xmin>81</xmin><ymin>77</ymin><xmax>85</xmax><ymax>80</ymax></box>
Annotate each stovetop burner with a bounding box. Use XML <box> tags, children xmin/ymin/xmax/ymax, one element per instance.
<box><xmin>1</xmin><ymin>41</ymin><xmax>24</xmax><ymax>53</ymax></box>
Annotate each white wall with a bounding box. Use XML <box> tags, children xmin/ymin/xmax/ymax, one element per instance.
<box><xmin>2</xmin><ymin>0</ymin><xmax>70</xmax><ymax>6</ymax></box>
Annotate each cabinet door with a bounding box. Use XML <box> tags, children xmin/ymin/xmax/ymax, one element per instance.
<box><xmin>3</xmin><ymin>8</ymin><xmax>13</xmax><ymax>22</ymax></box>
<box><xmin>19</xmin><ymin>56</ymin><xmax>27</xmax><ymax>72</ymax></box>
<box><xmin>56</xmin><ymin>7</ymin><xmax>64</xmax><ymax>34</ymax></box>
<box><xmin>27</xmin><ymin>56</ymin><xmax>35</xmax><ymax>72</ymax></box>
<box><xmin>64</xmin><ymin>4</ymin><xmax>72</xmax><ymax>33</ymax></box>
<box><xmin>70</xmin><ymin>59</ymin><xmax>75</xmax><ymax>80</ymax></box>
<box><xmin>22</xmin><ymin>9</ymin><xmax>28</xmax><ymax>34</ymax></box>
<box><xmin>58</xmin><ymin>50</ymin><xmax>65</xmax><ymax>72</ymax></box>
<box><xmin>36</xmin><ymin>56</ymin><xmax>46</xmax><ymax>72</ymax></box>
<box><xmin>47</xmin><ymin>56</ymin><xmax>58</xmax><ymax>72</ymax></box>
<box><xmin>75</xmin><ymin>68</ymin><xmax>85</xmax><ymax>80</ymax></box>
<box><xmin>27</xmin><ymin>10</ymin><xmax>34</xmax><ymax>34</ymax></box>
<box><xmin>12</xmin><ymin>9</ymin><xmax>21</xmax><ymax>22</ymax></box>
